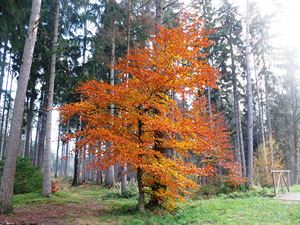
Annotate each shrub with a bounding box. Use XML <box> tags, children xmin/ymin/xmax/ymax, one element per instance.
<box><xmin>254</xmin><ymin>139</ymin><xmax>283</xmax><ymax>187</ymax></box>
<box><xmin>0</xmin><ymin>157</ymin><xmax>43</xmax><ymax>194</ymax></box>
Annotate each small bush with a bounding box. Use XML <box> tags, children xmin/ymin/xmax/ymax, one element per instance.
<box><xmin>0</xmin><ymin>157</ymin><xmax>43</xmax><ymax>194</ymax></box>
<box><xmin>218</xmin><ymin>188</ymin><xmax>273</xmax><ymax>199</ymax></box>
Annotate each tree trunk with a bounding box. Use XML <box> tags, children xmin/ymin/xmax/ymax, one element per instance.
<box><xmin>155</xmin><ymin>0</ymin><xmax>162</xmax><ymax>34</ymax></box>
<box><xmin>254</xmin><ymin>60</ymin><xmax>265</xmax><ymax>147</ymax></box>
<box><xmin>38</xmin><ymin>92</ymin><xmax>47</xmax><ymax>167</ymax></box>
<box><xmin>55</xmin><ymin>122</ymin><xmax>61</xmax><ymax>178</ymax></box>
<box><xmin>0</xmin><ymin>41</ymin><xmax>8</xmax><ymax>103</ymax></box>
<box><xmin>292</xmin><ymin>81</ymin><xmax>298</xmax><ymax>184</ymax></box>
<box><xmin>137</xmin><ymin>167</ymin><xmax>145</xmax><ymax>212</ymax></box>
<box><xmin>72</xmin><ymin>147</ymin><xmax>79</xmax><ymax>186</ymax></box>
<box><xmin>96</xmin><ymin>169</ymin><xmax>103</xmax><ymax>185</ymax></box>
<box><xmin>120</xmin><ymin>0</ymin><xmax>132</xmax><ymax>196</ymax></box>
<box><xmin>207</xmin><ymin>87</ymin><xmax>212</xmax><ymax>117</ymax></box>
<box><xmin>33</xmin><ymin>99</ymin><xmax>42</xmax><ymax>166</ymax></box>
<box><xmin>43</xmin><ymin>0</ymin><xmax>60</xmax><ymax>197</ymax></box>
<box><xmin>104</xmin><ymin>16</ymin><xmax>116</xmax><ymax>188</ymax></box>
<box><xmin>245</xmin><ymin>0</ymin><xmax>254</xmax><ymax>186</ymax></box>
<box><xmin>60</xmin><ymin>140</ymin><xmax>65</xmax><ymax>177</ymax></box>
<box><xmin>229</xmin><ymin>38</ymin><xmax>244</xmax><ymax>177</ymax></box>
<box><xmin>64</xmin><ymin>120</ymin><xmax>70</xmax><ymax>178</ymax></box>
<box><xmin>104</xmin><ymin>157</ymin><xmax>115</xmax><ymax>187</ymax></box>
<box><xmin>0</xmin><ymin>57</ymin><xmax>11</xmax><ymax>160</ymax></box>
<box><xmin>0</xmin><ymin>0</ymin><xmax>41</xmax><ymax>214</ymax></box>
<box><xmin>24</xmin><ymin>89</ymin><xmax>36</xmax><ymax>158</ymax></box>
<box><xmin>263</xmin><ymin>56</ymin><xmax>274</xmax><ymax>166</ymax></box>
<box><xmin>81</xmin><ymin>147</ymin><xmax>86</xmax><ymax>183</ymax></box>
<box><xmin>2</xmin><ymin>73</ymin><xmax>13</xmax><ymax>161</ymax></box>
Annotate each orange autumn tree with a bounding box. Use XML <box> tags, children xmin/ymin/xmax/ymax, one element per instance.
<box><xmin>60</xmin><ymin>18</ymin><xmax>239</xmax><ymax>211</ymax></box>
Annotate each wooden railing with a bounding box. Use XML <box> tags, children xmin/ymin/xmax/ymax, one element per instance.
<box><xmin>271</xmin><ymin>170</ymin><xmax>291</xmax><ymax>196</ymax></box>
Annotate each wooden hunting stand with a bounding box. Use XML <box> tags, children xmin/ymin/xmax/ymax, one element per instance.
<box><xmin>271</xmin><ymin>170</ymin><xmax>291</xmax><ymax>196</ymax></box>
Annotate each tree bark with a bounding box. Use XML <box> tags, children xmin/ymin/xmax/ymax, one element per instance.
<box><xmin>0</xmin><ymin>0</ymin><xmax>41</xmax><ymax>214</ymax></box>
<box><xmin>55</xmin><ymin>122</ymin><xmax>61</xmax><ymax>178</ymax></box>
<box><xmin>229</xmin><ymin>37</ymin><xmax>245</xmax><ymax>177</ymax></box>
<box><xmin>60</xmin><ymin>139</ymin><xmax>65</xmax><ymax>177</ymax></box>
<box><xmin>43</xmin><ymin>0</ymin><xmax>60</xmax><ymax>197</ymax></box>
<box><xmin>0</xmin><ymin>55</ymin><xmax>11</xmax><ymax>160</ymax></box>
<box><xmin>120</xmin><ymin>0</ymin><xmax>132</xmax><ymax>196</ymax></box>
<box><xmin>104</xmin><ymin>14</ymin><xmax>116</xmax><ymax>188</ymax></box>
<box><xmin>292</xmin><ymin>81</ymin><xmax>298</xmax><ymax>184</ymax></box>
<box><xmin>33</xmin><ymin>98</ymin><xmax>42</xmax><ymax>166</ymax></box>
<box><xmin>0</xmin><ymin>41</ymin><xmax>8</xmax><ymax>103</ymax></box>
<box><xmin>38</xmin><ymin>92</ymin><xmax>47</xmax><ymax>167</ymax></box>
<box><xmin>72</xmin><ymin>146</ymin><xmax>79</xmax><ymax>186</ymax></box>
<box><xmin>155</xmin><ymin>0</ymin><xmax>162</xmax><ymax>34</ymax></box>
<box><xmin>64</xmin><ymin>121</ymin><xmax>70</xmax><ymax>178</ymax></box>
<box><xmin>245</xmin><ymin>0</ymin><xmax>254</xmax><ymax>186</ymax></box>
<box><xmin>253</xmin><ymin>59</ymin><xmax>265</xmax><ymax>147</ymax></box>
<box><xmin>263</xmin><ymin>56</ymin><xmax>274</xmax><ymax>166</ymax></box>
<box><xmin>24</xmin><ymin>89</ymin><xmax>36</xmax><ymax>158</ymax></box>
<box><xmin>2</xmin><ymin>73</ymin><xmax>13</xmax><ymax>161</ymax></box>
<box><xmin>137</xmin><ymin>167</ymin><xmax>145</xmax><ymax>212</ymax></box>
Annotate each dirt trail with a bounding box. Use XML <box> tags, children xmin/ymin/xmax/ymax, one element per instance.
<box><xmin>0</xmin><ymin>201</ymin><xmax>108</xmax><ymax>225</ymax></box>
<box><xmin>276</xmin><ymin>192</ymin><xmax>300</xmax><ymax>202</ymax></box>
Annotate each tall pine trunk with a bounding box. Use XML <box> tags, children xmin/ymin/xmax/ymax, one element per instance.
<box><xmin>120</xmin><ymin>0</ymin><xmax>132</xmax><ymax>196</ymax></box>
<box><xmin>155</xmin><ymin>0</ymin><xmax>162</xmax><ymax>34</ymax></box>
<box><xmin>72</xmin><ymin>145</ymin><xmax>79</xmax><ymax>186</ymax></box>
<box><xmin>24</xmin><ymin>89</ymin><xmax>36</xmax><ymax>158</ymax></box>
<box><xmin>245</xmin><ymin>0</ymin><xmax>254</xmax><ymax>186</ymax></box>
<box><xmin>263</xmin><ymin>56</ymin><xmax>274</xmax><ymax>166</ymax></box>
<box><xmin>43</xmin><ymin>0</ymin><xmax>60</xmax><ymax>197</ymax></box>
<box><xmin>2</xmin><ymin>73</ymin><xmax>13</xmax><ymax>161</ymax></box>
<box><xmin>64</xmin><ymin>120</ymin><xmax>70</xmax><ymax>178</ymax></box>
<box><xmin>55</xmin><ymin>122</ymin><xmax>61</xmax><ymax>178</ymax></box>
<box><xmin>104</xmin><ymin>12</ymin><xmax>116</xmax><ymax>188</ymax></box>
<box><xmin>229</xmin><ymin>38</ymin><xmax>245</xmax><ymax>177</ymax></box>
<box><xmin>33</xmin><ymin>99</ymin><xmax>42</xmax><ymax>166</ymax></box>
<box><xmin>0</xmin><ymin>58</ymin><xmax>11</xmax><ymax>160</ymax></box>
<box><xmin>292</xmin><ymin>82</ymin><xmax>298</xmax><ymax>184</ymax></box>
<box><xmin>38</xmin><ymin>92</ymin><xmax>47</xmax><ymax>167</ymax></box>
<box><xmin>0</xmin><ymin>0</ymin><xmax>41</xmax><ymax>213</ymax></box>
<box><xmin>0</xmin><ymin>41</ymin><xmax>8</xmax><ymax>103</ymax></box>
<box><xmin>254</xmin><ymin>63</ymin><xmax>266</xmax><ymax>147</ymax></box>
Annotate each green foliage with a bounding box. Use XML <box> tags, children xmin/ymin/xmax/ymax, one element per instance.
<box><xmin>0</xmin><ymin>157</ymin><xmax>43</xmax><ymax>194</ymax></box>
<box><xmin>218</xmin><ymin>188</ymin><xmax>274</xmax><ymax>199</ymax></box>
<box><xmin>194</xmin><ymin>180</ymin><xmax>246</xmax><ymax>199</ymax></box>
<box><xmin>14</xmin><ymin>157</ymin><xmax>43</xmax><ymax>194</ymax></box>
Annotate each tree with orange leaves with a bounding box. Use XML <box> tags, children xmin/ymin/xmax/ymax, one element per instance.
<box><xmin>60</xmin><ymin>17</ymin><xmax>240</xmax><ymax>212</ymax></box>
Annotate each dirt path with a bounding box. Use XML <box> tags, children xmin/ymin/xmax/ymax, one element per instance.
<box><xmin>0</xmin><ymin>201</ymin><xmax>109</xmax><ymax>225</ymax></box>
<box><xmin>276</xmin><ymin>192</ymin><xmax>300</xmax><ymax>201</ymax></box>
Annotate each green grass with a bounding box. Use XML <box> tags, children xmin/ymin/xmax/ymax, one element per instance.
<box><xmin>12</xmin><ymin>185</ymin><xmax>300</xmax><ymax>225</ymax></box>
<box><xmin>13</xmin><ymin>185</ymin><xmax>114</xmax><ymax>206</ymax></box>
<box><xmin>291</xmin><ymin>185</ymin><xmax>300</xmax><ymax>192</ymax></box>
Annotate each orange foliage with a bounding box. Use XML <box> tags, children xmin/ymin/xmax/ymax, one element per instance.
<box><xmin>60</xmin><ymin>17</ymin><xmax>240</xmax><ymax>210</ymax></box>
<box><xmin>51</xmin><ymin>180</ymin><xmax>59</xmax><ymax>193</ymax></box>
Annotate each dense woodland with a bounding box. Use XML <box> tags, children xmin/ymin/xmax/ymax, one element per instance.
<box><xmin>0</xmin><ymin>0</ymin><xmax>299</xmax><ymax>215</ymax></box>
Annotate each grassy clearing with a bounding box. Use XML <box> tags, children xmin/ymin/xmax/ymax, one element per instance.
<box><xmin>11</xmin><ymin>184</ymin><xmax>300</xmax><ymax>225</ymax></box>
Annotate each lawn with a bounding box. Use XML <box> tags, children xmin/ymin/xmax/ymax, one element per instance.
<box><xmin>0</xmin><ymin>184</ymin><xmax>300</xmax><ymax>224</ymax></box>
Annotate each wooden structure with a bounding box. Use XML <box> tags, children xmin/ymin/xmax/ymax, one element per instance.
<box><xmin>271</xmin><ymin>170</ymin><xmax>291</xmax><ymax>196</ymax></box>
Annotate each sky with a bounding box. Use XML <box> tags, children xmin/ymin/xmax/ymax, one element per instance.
<box><xmin>231</xmin><ymin>0</ymin><xmax>300</xmax><ymax>54</ymax></box>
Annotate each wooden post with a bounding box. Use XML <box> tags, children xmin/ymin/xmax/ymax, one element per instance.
<box><xmin>271</xmin><ymin>170</ymin><xmax>291</xmax><ymax>196</ymax></box>
<box><xmin>280</xmin><ymin>172</ymin><xmax>284</xmax><ymax>193</ymax></box>
<box><xmin>272</xmin><ymin>171</ymin><xmax>276</xmax><ymax>196</ymax></box>
<box><xmin>288</xmin><ymin>171</ymin><xmax>291</xmax><ymax>192</ymax></box>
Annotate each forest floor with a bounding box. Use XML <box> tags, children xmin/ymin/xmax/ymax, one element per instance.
<box><xmin>1</xmin><ymin>184</ymin><xmax>300</xmax><ymax>225</ymax></box>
